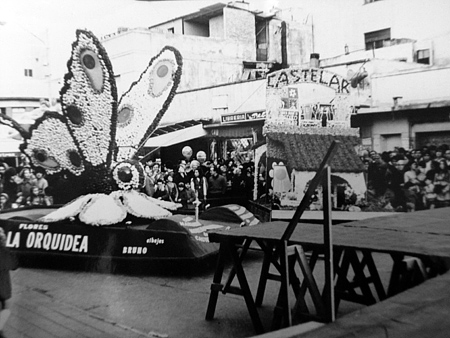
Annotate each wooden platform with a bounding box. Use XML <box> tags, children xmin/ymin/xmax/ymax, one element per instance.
<box><xmin>206</xmin><ymin>207</ymin><xmax>450</xmax><ymax>336</ymax></box>
<box><xmin>271</xmin><ymin>210</ymin><xmax>394</xmax><ymax>222</ymax></box>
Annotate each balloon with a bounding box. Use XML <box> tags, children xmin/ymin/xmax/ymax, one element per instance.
<box><xmin>196</xmin><ymin>151</ymin><xmax>206</xmax><ymax>163</ymax></box>
<box><xmin>182</xmin><ymin>146</ymin><xmax>193</xmax><ymax>160</ymax></box>
<box><xmin>274</xmin><ymin>166</ymin><xmax>287</xmax><ymax>181</ymax></box>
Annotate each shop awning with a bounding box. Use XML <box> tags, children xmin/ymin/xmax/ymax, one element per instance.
<box><xmin>144</xmin><ymin>120</ymin><xmax>208</xmax><ymax>147</ymax></box>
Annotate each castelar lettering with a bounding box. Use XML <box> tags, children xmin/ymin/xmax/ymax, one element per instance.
<box><xmin>5</xmin><ymin>231</ymin><xmax>88</xmax><ymax>252</ymax></box>
<box><xmin>267</xmin><ymin>68</ymin><xmax>350</xmax><ymax>94</ymax></box>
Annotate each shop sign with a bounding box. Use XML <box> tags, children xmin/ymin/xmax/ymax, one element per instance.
<box><xmin>267</xmin><ymin>67</ymin><xmax>350</xmax><ymax>94</ymax></box>
<box><xmin>221</xmin><ymin>111</ymin><xmax>266</xmax><ymax>123</ymax></box>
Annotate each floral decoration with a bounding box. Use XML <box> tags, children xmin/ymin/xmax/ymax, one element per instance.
<box><xmin>0</xmin><ymin>29</ymin><xmax>183</xmax><ymax>227</ymax></box>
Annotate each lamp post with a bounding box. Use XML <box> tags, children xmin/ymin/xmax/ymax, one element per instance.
<box><xmin>0</xmin><ymin>21</ymin><xmax>52</xmax><ymax>106</ymax></box>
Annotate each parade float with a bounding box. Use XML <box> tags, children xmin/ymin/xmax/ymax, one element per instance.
<box><xmin>253</xmin><ymin>66</ymin><xmax>368</xmax><ymax>221</ymax></box>
<box><xmin>0</xmin><ymin>29</ymin><xmax>258</xmax><ymax>272</ymax></box>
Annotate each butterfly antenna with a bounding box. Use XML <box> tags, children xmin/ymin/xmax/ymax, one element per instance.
<box><xmin>0</xmin><ymin>113</ymin><xmax>30</xmax><ymax>139</ymax></box>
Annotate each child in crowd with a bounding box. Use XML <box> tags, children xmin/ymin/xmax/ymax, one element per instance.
<box><xmin>176</xmin><ymin>182</ymin><xmax>196</xmax><ymax>208</ymax></box>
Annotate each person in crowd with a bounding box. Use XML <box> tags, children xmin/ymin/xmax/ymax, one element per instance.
<box><xmin>230</xmin><ymin>167</ymin><xmax>245</xmax><ymax>195</ymax></box>
<box><xmin>226</xmin><ymin>159</ymin><xmax>236</xmax><ymax>182</ymax></box>
<box><xmin>243</xmin><ymin>167</ymin><xmax>255</xmax><ymax>200</ymax></box>
<box><xmin>433</xmin><ymin>159</ymin><xmax>450</xmax><ymax>207</ymax></box>
<box><xmin>433</xmin><ymin>147</ymin><xmax>445</xmax><ymax>166</ymax></box>
<box><xmin>34</xmin><ymin>167</ymin><xmax>49</xmax><ymax>195</ymax></box>
<box><xmin>444</xmin><ymin>149</ymin><xmax>450</xmax><ymax>167</ymax></box>
<box><xmin>165</xmin><ymin>172</ymin><xmax>178</xmax><ymax>202</ymax></box>
<box><xmin>153</xmin><ymin>179</ymin><xmax>171</xmax><ymax>201</ymax></box>
<box><xmin>150</xmin><ymin>162</ymin><xmax>163</xmax><ymax>182</ymax></box>
<box><xmin>0</xmin><ymin>227</ymin><xmax>18</xmax><ymax>337</ymax></box>
<box><xmin>190</xmin><ymin>168</ymin><xmax>207</xmax><ymax>202</ymax></box>
<box><xmin>403</xmin><ymin>162</ymin><xmax>422</xmax><ymax>212</ymax></box>
<box><xmin>176</xmin><ymin>182</ymin><xmax>196</xmax><ymax>208</ymax></box>
<box><xmin>420</xmin><ymin>152</ymin><xmax>433</xmax><ymax>173</ymax></box>
<box><xmin>25</xmin><ymin>186</ymin><xmax>51</xmax><ymax>206</ymax></box>
<box><xmin>208</xmin><ymin>166</ymin><xmax>227</xmax><ymax>198</ymax></box>
<box><xmin>367</xmin><ymin>151</ymin><xmax>388</xmax><ymax>196</ymax></box>
<box><xmin>0</xmin><ymin>163</ymin><xmax>8</xmax><ymax>194</ymax></box>
<box><xmin>2</xmin><ymin>168</ymin><xmax>20</xmax><ymax>205</ymax></box>
<box><xmin>423</xmin><ymin>178</ymin><xmax>436</xmax><ymax>209</ymax></box>
<box><xmin>0</xmin><ymin>193</ymin><xmax>11</xmax><ymax>211</ymax></box>
<box><xmin>15</xmin><ymin>167</ymin><xmax>37</xmax><ymax>206</ymax></box>
<box><xmin>174</xmin><ymin>164</ymin><xmax>189</xmax><ymax>185</ymax></box>
<box><xmin>143</xmin><ymin>165</ymin><xmax>156</xmax><ymax>197</ymax></box>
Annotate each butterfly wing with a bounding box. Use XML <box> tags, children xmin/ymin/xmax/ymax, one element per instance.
<box><xmin>60</xmin><ymin>29</ymin><xmax>118</xmax><ymax>168</ymax></box>
<box><xmin>115</xmin><ymin>46</ymin><xmax>182</xmax><ymax>162</ymax></box>
<box><xmin>21</xmin><ymin>112</ymin><xmax>85</xmax><ymax>175</ymax></box>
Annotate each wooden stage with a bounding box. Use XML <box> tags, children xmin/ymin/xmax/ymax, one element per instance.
<box><xmin>271</xmin><ymin>210</ymin><xmax>394</xmax><ymax>222</ymax></box>
<box><xmin>205</xmin><ymin>207</ymin><xmax>450</xmax><ymax>337</ymax></box>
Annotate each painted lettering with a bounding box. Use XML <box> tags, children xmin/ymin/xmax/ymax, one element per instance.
<box><xmin>122</xmin><ymin>246</ymin><xmax>148</xmax><ymax>255</ymax></box>
<box><xmin>18</xmin><ymin>223</ymin><xmax>48</xmax><ymax>231</ymax></box>
<box><xmin>25</xmin><ymin>232</ymin><xmax>88</xmax><ymax>253</ymax></box>
<box><xmin>6</xmin><ymin>232</ymin><xmax>20</xmax><ymax>248</ymax></box>
<box><xmin>146</xmin><ymin>237</ymin><xmax>165</xmax><ymax>245</ymax></box>
<box><xmin>267</xmin><ymin>68</ymin><xmax>350</xmax><ymax>93</ymax></box>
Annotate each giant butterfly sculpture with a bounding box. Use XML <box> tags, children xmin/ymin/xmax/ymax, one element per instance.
<box><xmin>0</xmin><ymin>29</ymin><xmax>183</xmax><ymax>226</ymax></box>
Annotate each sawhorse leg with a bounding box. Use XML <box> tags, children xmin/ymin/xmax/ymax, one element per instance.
<box><xmin>206</xmin><ymin>242</ymin><xmax>227</xmax><ymax>321</ymax></box>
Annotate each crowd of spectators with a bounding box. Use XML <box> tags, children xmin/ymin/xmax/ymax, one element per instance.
<box><xmin>361</xmin><ymin>144</ymin><xmax>450</xmax><ymax>212</ymax></box>
<box><xmin>2</xmin><ymin>143</ymin><xmax>449</xmax><ymax>214</ymax></box>
<box><xmin>141</xmin><ymin>156</ymin><xmax>256</xmax><ymax>209</ymax></box>
<box><xmin>0</xmin><ymin>156</ymin><xmax>52</xmax><ymax>211</ymax></box>
<box><xmin>0</xmin><ymin>155</ymin><xmax>257</xmax><ymax>211</ymax></box>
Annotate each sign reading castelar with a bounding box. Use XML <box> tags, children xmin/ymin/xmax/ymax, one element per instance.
<box><xmin>267</xmin><ymin>68</ymin><xmax>350</xmax><ymax>93</ymax></box>
<box><xmin>266</xmin><ymin>67</ymin><xmax>354</xmax><ymax>128</ymax></box>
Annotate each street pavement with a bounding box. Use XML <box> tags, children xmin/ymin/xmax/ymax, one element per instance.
<box><xmin>3</xmin><ymin>251</ymin><xmax>393</xmax><ymax>338</ymax></box>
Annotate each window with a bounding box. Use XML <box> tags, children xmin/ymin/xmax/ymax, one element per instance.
<box><xmin>416</xmin><ymin>49</ymin><xmax>430</xmax><ymax>65</ymax></box>
<box><xmin>24</xmin><ymin>69</ymin><xmax>33</xmax><ymax>77</ymax></box>
<box><xmin>365</xmin><ymin>28</ymin><xmax>391</xmax><ymax>50</ymax></box>
<box><xmin>167</xmin><ymin>27</ymin><xmax>174</xmax><ymax>34</ymax></box>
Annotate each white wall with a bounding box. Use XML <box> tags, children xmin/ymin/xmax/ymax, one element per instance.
<box><xmin>371</xmin><ymin>66</ymin><xmax>450</xmax><ymax>106</ymax></box>
<box><xmin>160</xmin><ymin>79</ymin><xmax>266</xmax><ymax>125</ymax></box>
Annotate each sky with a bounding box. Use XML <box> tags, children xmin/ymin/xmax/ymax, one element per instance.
<box><xmin>0</xmin><ymin>0</ymin><xmax>270</xmax><ymax>77</ymax></box>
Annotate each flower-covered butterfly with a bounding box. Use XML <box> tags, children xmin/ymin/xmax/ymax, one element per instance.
<box><xmin>0</xmin><ymin>29</ymin><xmax>183</xmax><ymax>226</ymax></box>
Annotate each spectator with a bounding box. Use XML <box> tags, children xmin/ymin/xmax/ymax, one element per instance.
<box><xmin>26</xmin><ymin>186</ymin><xmax>51</xmax><ymax>206</ymax></box>
<box><xmin>190</xmin><ymin>168</ymin><xmax>207</xmax><ymax>201</ymax></box>
<box><xmin>230</xmin><ymin>167</ymin><xmax>245</xmax><ymax>195</ymax></box>
<box><xmin>208</xmin><ymin>166</ymin><xmax>227</xmax><ymax>198</ymax></box>
<box><xmin>367</xmin><ymin>152</ymin><xmax>388</xmax><ymax>196</ymax></box>
<box><xmin>153</xmin><ymin>179</ymin><xmax>171</xmax><ymax>201</ymax></box>
<box><xmin>34</xmin><ymin>167</ymin><xmax>49</xmax><ymax>195</ymax></box>
<box><xmin>2</xmin><ymin>168</ymin><xmax>19</xmax><ymax>204</ymax></box>
<box><xmin>174</xmin><ymin>164</ymin><xmax>189</xmax><ymax>185</ymax></box>
<box><xmin>433</xmin><ymin>159</ymin><xmax>450</xmax><ymax>207</ymax></box>
<box><xmin>165</xmin><ymin>172</ymin><xmax>178</xmax><ymax>202</ymax></box>
<box><xmin>0</xmin><ymin>193</ymin><xmax>11</xmax><ymax>211</ymax></box>
<box><xmin>445</xmin><ymin>149</ymin><xmax>450</xmax><ymax>167</ymax></box>
<box><xmin>143</xmin><ymin>166</ymin><xmax>155</xmax><ymax>197</ymax></box>
<box><xmin>15</xmin><ymin>167</ymin><xmax>37</xmax><ymax>206</ymax></box>
<box><xmin>176</xmin><ymin>182</ymin><xmax>196</xmax><ymax>208</ymax></box>
<box><xmin>385</xmin><ymin>156</ymin><xmax>407</xmax><ymax>211</ymax></box>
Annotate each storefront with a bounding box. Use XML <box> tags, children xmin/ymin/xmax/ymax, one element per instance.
<box><xmin>203</xmin><ymin>110</ymin><xmax>265</xmax><ymax>163</ymax></box>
